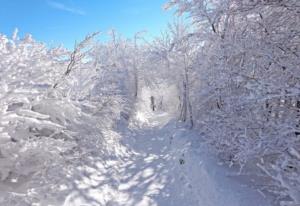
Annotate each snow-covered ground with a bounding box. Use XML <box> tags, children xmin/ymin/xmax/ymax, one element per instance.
<box><xmin>62</xmin><ymin>109</ymin><xmax>272</xmax><ymax>206</ymax></box>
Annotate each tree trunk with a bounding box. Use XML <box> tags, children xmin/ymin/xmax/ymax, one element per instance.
<box><xmin>180</xmin><ymin>56</ymin><xmax>193</xmax><ymax>128</ymax></box>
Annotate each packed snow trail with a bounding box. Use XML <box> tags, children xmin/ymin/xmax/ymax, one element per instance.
<box><xmin>63</xmin><ymin>112</ymin><xmax>271</xmax><ymax>206</ymax></box>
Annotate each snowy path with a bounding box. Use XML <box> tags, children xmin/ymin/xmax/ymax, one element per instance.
<box><xmin>63</xmin><ymin>113</ymin><xmax>271</xmax><ymax>206</ymax></box>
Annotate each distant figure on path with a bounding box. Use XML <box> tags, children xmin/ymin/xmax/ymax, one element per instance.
<box><xmin>150</xmin><ymin>96</ymin><xmax>156</xmax><ymax>111</ymax></box>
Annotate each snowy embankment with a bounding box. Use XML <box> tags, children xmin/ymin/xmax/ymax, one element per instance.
<box><xmin>62</xmin><ymin>110</ymin><xmax>272</xmax><ymax>206</ymax></box>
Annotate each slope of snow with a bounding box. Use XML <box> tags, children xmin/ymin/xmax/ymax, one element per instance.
<box><xmin>62</xmin><ymin>110</ymin><xmax>272</xmax><ymax>206</ymax></box>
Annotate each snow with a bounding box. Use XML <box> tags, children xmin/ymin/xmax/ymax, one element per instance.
<box><xmin>62</xmin><ymin>109</ymin><xmax>271</xmax><ymax>206</ymax></box>
<box><xmin>1</xmin><ymin>3</ymin><xmax>299</xmax><ymax>203</ymax></box>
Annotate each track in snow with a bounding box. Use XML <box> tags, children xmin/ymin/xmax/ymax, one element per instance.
<box><xmin>63</xmin><ymin>112</ymin><xmax>271</xmax><ymax>206</ymax></box>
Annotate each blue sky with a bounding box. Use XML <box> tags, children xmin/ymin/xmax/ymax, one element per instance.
<box><xmin>0</xmin><ymin>0</ymin><xmax>175</xmax><ymax>48</ymax></box>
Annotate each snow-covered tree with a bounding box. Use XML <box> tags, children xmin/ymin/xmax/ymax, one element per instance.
<box><xmin>167</xmin><ymin>0</ymin><xmax>300</xmax><ymax>204</ymax></box>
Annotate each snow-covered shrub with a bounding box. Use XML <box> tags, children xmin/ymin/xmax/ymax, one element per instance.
<box><xmin>0</xmin><ymin>32</ymin><xmax>72</xmax><ymax>204</ymax></box>
<box><xmin>0</xmin><ymin>31</ymin><xmax>131</xmax><ymax>204</ymax></box>
<box><xmin>167</xmin><ymin>0</ymin><xmax>300</xmax><ymax>204</ymax></box>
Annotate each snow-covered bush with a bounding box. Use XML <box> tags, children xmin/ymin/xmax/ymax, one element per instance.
<box><xmin>166</xmin><ymin>0</ymin><xmax>300</xmax><ymax>205</ymax></box>
<box><xmin>0</xmin><ymin>31</ymin><xmax>131</xmax><ymax>204</ymax></box>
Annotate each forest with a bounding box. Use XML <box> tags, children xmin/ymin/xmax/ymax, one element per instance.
<box><xmin>0</xmin><ymin>0</ymin><xmax>299</xmax><ymax>205</ymax></box>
